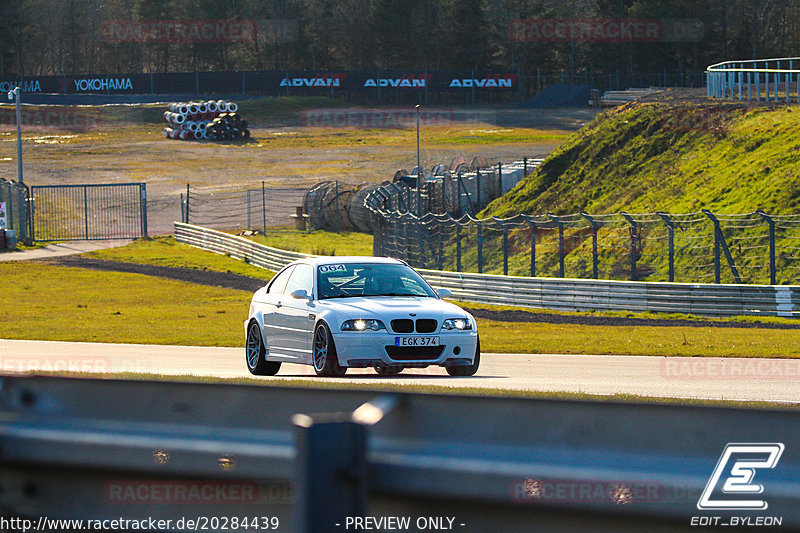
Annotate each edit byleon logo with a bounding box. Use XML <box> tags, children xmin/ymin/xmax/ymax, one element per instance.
<box><xmin>697</xmin><ymin>443</ymin><xmax>784</xmax><ymax>511</ymax></box>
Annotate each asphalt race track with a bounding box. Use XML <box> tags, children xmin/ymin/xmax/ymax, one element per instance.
<box><xmin>2</xmin><ymin>339</ymin><xmax>799</xmax><ymax>403</ymax></box>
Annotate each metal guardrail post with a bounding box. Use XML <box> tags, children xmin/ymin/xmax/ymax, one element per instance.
<box><xmin>547</xmin><ymin>214</ymin><xmax>565</xmax><ymax>278</ymax></box>
<box><xmin>580</xmin><ymin>212</ymin><xmax>600</xmax><ymax>279</ymax></box>
<box><xmin>620</xmin><ymin>212</ymin><xmax>638</xmax><ymax>281</ymax></box>
<box><xmin>758</xmin><ymin>210</ymin><xmax>777</xmax><ymax>285</ymax></box>
<box><xmin>702</xmin><ymin>210</ymin><xmax>742</xmax><ymax>284</ymax></box>
<box><xmin>293</xmin><ymin>394</ymin><xmax>400</xmax><ymax>532</ymax></box>
<box><xmin>293</xmin><ymin>414</ymin><xmax>367</xmax><ymax>532</ymax></box>
<box><xmin>657</xmin><ymin>212</ymin><xmax>675</xmax><ymax>282</ymax></box>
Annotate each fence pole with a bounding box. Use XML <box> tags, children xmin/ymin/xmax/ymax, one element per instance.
<box><xmin>247</xmin><ymin>190</ymin><xmax>251</xmax><ymax>230</ymax></box>
<box><xmin>456</xmin><ymin>224</ymin><xmax>462</xmax><ymax>272</ymax></box>
<box><xmin>83</xmin><ymin>185</ymin><xmax>89</xmax><ymax>239</ymax></box>
<box><xmin>758</xmin><ymin>210</ymin><xmax>777</xmax><ymax>285</ymax></box>
<box><xmin>261</xmin><ymin>181</ymin><xmax>267</xmax><ymax>232</ymax></box>
<box><xmin>523</xmin><ymin>157</ymin><xmax>528</xmax><ymax>177</ymax></box>
<box><xmin>476</xmin><ymin>221</ymin><xmax>483</xmax><ymax>274</ymax></box>
<box><xmin>580</xmin><ymin>212</ymin><xmax>599</xmax><ymax>279</ymax></box>
<box><xmin>620</xmin><ymin>212</ymin><xmax>638</xmax><ymax>281</ymax></box>
<box><xmin>418</xmin><ymin>218</ymin><xmax>426</xmax><ymax>269</ymax></box>
<box><xmin>657</xmin><ymin>212</ymin><xmax>675</xmax><ymax>282</ymax></box>
<box><xmin>497</xmin><ymin>162</ymin><xmax>503</xmax><ymax>196</ymax></box>
<box><xmin>335</xmin><ymin>180</ymin><xmax>340</xmax><ymax>234</ymax></box>
<box><xmin>476</xmin><ymin>169</ymin><xmax>482</xmax><ymax>210</ymax></box>
<box><xmin>140</xmin><ymin>183</ymin><xmax>148</xmax><ymax>238</ymax></box>
<box><xmin>498</xmin><ymin>220</ymin><xmax>509</xmax><ymax>276</ymax></box>
<box><xmin>186</xmin><ymin>184</ymin><xmax>190</xmax><ymax>224</ymax></box>
<box><xmin>527</xmin><ymin>219</ymin><xmax>536</xmax><ymax>277</ymax></box>
<box><xmin>547</xmin><ymin>214</ymin><xmax>565</xmax><ymax>278</ymax></box>
<box><xmin>437</xmin><ymin>219</ymin><xmax>444</xmax><ymax>270</ymax></box>
<box><xmin>703</xmin><ymin>210</ymin><xmax>742</xmax><ymax>284</ymax></box>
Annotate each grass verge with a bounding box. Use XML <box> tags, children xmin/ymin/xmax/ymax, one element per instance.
<box><xmin>247</xmin><ymin>229</ymin><xmax>374</xmax><ymax>256</ymax></box>
<box><xmin>85</xmin><ymin>236</ymin><xmax>272</xmax><ymax>279</ymax></box>
<box><xmin>2</xmin><ymin>260</ymin><xmax>798</xmax><ymax>357</ymax></box>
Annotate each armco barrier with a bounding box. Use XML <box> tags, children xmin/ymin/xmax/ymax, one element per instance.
<box><xmin>2</xmin><ymin>375</ymin><xmax>800</xmax><ymax>532</ymax></box>
<box><xmin>175</xmin><ymin>222</ymin><xmax>800</xmax><ymax>317</ymax></box>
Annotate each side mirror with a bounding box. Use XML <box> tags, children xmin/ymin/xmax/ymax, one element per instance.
<box><xmin>291</xmin><ymin>288</ymin><xmax>311</xmax><ymax>300</ymax></box>
<box><xmin>436</xmin><ymin>288</ymin><xmax>452</xmax><ymax>299</ymax></box>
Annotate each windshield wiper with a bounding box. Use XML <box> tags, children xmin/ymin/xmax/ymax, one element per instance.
<box><xmin>320</xmin><ymin>294</ymin><xmax>359</xmax><ymax>299</ymax></box>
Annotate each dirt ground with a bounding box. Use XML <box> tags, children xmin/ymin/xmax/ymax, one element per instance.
<box><xmin>0</xmin><ymin>105</ymin><xmax>599</xmax><ymax>234</ymax></box>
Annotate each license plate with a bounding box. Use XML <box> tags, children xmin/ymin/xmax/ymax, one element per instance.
<box><xmin>395</xmin><ymin>336</ymin><xmax>439</xmax><ymax>347</ymax></box>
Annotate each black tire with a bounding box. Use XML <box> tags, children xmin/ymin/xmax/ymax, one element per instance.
<box><xmin>313</xmin><ymin>322</ymin><xmax>347</xmax><ymax>377</ymax></box>
<box><xmin>374</xmin><ymin>365</ymin><xmax>404</xmax><ymax>376</ymax></box>
<box><xmin>246</xmin><ymin>321</ymin><xmax>281</xmax><ymax>376</ymax></box>
<box><xmin>447</xmin><ymin>336</ymin><xmax>480</xmax><ymax>377</ymax></box>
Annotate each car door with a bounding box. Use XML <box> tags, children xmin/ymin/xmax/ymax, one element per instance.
<box><xmin>260</xmin><ymin>265</ymin><xmax>294</xmax><ymax>358</ymax></box>
<box><xmin>278</xmin><ymin>263</ymin><xmax>315</xmax><ymax>363</ymax></box>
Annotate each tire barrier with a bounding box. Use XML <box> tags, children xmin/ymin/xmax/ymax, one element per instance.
<box><xmin>162</xmin><ymin>100</ymin><xmax>249</xmax><ymax>141</ymax></box>
<box><xmin>303</xmin><ymin>181</ymin><xmax>373</xmax><ymax>233</ymax></box>
<box><xmin>304</xmin><ymin>157</ymin><xmax>541</xmax><ymax>233</ymax></box>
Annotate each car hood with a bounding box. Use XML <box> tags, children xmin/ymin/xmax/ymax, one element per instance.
<box><xmin>317</xmin><ymin>296</ymin><xmax>471</xmax><ymax>320</ymax></box>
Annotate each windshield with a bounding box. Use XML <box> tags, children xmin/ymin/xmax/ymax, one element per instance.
<box><xmin>317</xmin><ymin>262</ymin><xmax>436</xmax><ymax>299</ymax></box>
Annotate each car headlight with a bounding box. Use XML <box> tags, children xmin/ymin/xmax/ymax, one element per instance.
<box><xmin>442</xmin><ymin>318</ymin><xmax>472</xmax><ymax>330</ymax></box>
<box><xmin>341</xmin><ymin>319</ymin><xmax>386</xmax><ymax>331</ymax></box>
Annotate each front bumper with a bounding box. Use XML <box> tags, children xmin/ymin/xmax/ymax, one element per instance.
<box><xmin>332</xmin><ymin>330</ymin><xmax>478</xmax><ymax>368</ymax></box>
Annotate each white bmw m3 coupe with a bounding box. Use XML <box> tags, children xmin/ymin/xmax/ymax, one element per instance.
<box><xmin>244</xmin><ymin>257</ymin><xmax>479</xmax><ymax>377</ymax></box>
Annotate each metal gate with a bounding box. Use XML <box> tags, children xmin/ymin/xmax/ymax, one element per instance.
<box><xmin>30</xmin><ymin>183</ymin><xmax>148</xmax><ymax>241</ymax></box>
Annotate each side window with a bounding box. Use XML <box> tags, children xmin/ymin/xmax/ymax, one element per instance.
<box><xmin>284</xmin><ymin>264</ymin><xmax>314</xmax><ymax>296</ymax></box>
<box><xmin>267</xmin><ymin>266</ymin><xmax>294</xmax><ymax>294</ymax></box>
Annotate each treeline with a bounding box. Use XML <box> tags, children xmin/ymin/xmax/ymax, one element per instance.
<box><xmin>1</xmin><ymin>0</ymin><xmax>799</xmax><ymax>79</ymax></box>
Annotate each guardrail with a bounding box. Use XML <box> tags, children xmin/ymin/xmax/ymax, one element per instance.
<box><xmin>175</xmin><ymin>222</ymin><xmax>800</xmax><ymax>317</ymax></box>
<box><xmin>3</xmin><ymin>374</ymin><xmax>799</xmax><ymax>532</ymax></box>
<box><xmin>707</xmin><ymin>57</ymin><xmax>800</xmax><ymax>102</ymax></box>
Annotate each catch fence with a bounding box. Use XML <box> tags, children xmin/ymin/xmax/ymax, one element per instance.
<box><xmin>305</xmin><ymin>158</ymin><xmax>542</xmax><ymax>233</ymax></box>
<box><xmin>180</xmin><ymin>184</ymin><xmax>307</xmax><ymax>232</ymax></box>
<box><xmin>366</xmin><ymin>185</ymin><xmax>800</xmax><ymax>285</ymax></box>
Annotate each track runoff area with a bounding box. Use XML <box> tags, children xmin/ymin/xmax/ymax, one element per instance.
<box><xmin>2</xmin><ymin>339</ymin><xmax>799</xmax><ymax>403</ymax></box>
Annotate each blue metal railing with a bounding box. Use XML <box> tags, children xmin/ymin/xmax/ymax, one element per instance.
<box><xmin>707</xmin><ymin>57</ymin><xmax>800</xmax><ymax>102</ymax></box>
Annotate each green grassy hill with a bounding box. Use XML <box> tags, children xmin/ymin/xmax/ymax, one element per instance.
<box><xmin>484</xmin><ymin>102</ymin><xmax>800</xmax><ymax>217</ymax></box>
<box><xmin>461</xmin><ymin>102</ymin><xmax>800</xmax><ymax>284</ymax></box>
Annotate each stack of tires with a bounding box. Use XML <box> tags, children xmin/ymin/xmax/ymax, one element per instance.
<box><xmin>162</xmin><ymin>100</ymin><xmax>250</xmax><ymax>141</ymax></box>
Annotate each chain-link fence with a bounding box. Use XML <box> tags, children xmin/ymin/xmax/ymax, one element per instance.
<box><xmin>367</xmin><ymin>183</ymin><xmax>800</xmax><ymax>285</ymax></box>
<box><xmin>305</xmin><ymin>158</ymin><xmax>543</xmax><ymax>233</ymax></box>
<box><xmin>181</xmin><ymin>184</ymin><xmax>308</xmax><ymax>232</ymax></box>
<box><xmin>0</xmin><ymin>178</ymin><xmax>30</xmax><ymax>244</ymax></box>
